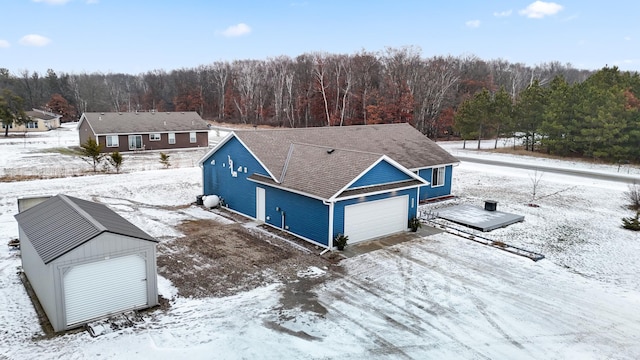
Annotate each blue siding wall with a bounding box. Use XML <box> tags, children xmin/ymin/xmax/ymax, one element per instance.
<box><xmin>418</xmin><ymin>165</ymin><xmax>453</xmax><ymax>201</ymax></box>
<box><xmin>349</xmin><ymin>160</ymin><xmax>414</xmax><ymax>188</ymax></box>
<box><xmin>333</xmin><ymin>189</ymin><xmax>418</xmax><ymax>239</ymax></box>
<box><xmin>262</xmin><ymin>186</ymin><xmax>330</xmax><ymax>246</ymax></box>
<box><xmin>202</xmin><ymin>137</ymin><xmax>269</xmax><ymax>217</ymax></box>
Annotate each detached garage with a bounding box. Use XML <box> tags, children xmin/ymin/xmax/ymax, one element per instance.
<box><xmin>14</xmin><ymin>194</ymin><xmax>159</xmax><ymax>332</ymax></box>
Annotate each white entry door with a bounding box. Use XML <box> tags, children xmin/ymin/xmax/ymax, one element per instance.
<box><xmin>344</xmin><ymin>196</ymin><xmax>408</xmax><ymax>244</ymax></box>
<box><xmin>63</xmin><ymin>254</ymin><xmax>148</xmax><ymax>326</ymax></box>
<box><xmin>256</xmin><ymin>187</ymin><xmax>266</xmax><ymax>221</ymax></box>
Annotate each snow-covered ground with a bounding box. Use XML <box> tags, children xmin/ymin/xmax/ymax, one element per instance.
<box><xmin>1</xmin><ymin>125</ymin><xmax>640</xmax><ymax>359</ymax></box>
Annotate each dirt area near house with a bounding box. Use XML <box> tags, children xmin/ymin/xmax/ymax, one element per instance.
<box><xmin>156</xmin><ymin>213</ymin><xmax>345</xmax><ymax>315</ymax></box>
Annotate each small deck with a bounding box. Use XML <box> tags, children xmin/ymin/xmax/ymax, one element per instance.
<box><xmin>435</xmin><ymin>204</ymin><xmax>524</xmax><ymax>232</ymax></box>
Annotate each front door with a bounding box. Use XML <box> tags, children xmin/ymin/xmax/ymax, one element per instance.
<box><xmin>128</xmin><ymin>135</ymin><xmax>143</xmax><ymax>150</ymax></box>
<box><xmin>256</xmin><ymin>187</ymin><xmax>265</xmax><ymax>222</ymax></box>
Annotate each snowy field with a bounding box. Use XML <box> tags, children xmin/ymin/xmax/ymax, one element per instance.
<box><xmin>1</xmin><ymin>125</ymin><xmax>640</xmax><ymax>359</ymax></box>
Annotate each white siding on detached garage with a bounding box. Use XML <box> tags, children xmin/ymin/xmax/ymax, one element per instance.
<box><xmin>344</xmin><ymin>196</ymin><xmax>409</xmax><ymax>244</ymax></box>
<box><xmin>64</xmin><ymin>254</ymin><xmax>148</xmax><ymax>326</ymax></box>
<box><xmin>51</xmin><ymin>232</ymin><xmax>158</xmax><ymax>330</ymax></box>
<box><xmin>15</xmin><ymin>194</ymin><xmax>159</xmax><ymax>333</ymax></box>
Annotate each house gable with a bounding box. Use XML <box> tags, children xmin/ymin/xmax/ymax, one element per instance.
<box><xmin>348</xmin><ymin>158</ymin><xmax>416</xmax><ymax>189</ymax></box>
<box><xmin>201</xmin><ymin>135</ymin><xmax>270</xmax><ymax>217</ymax></box>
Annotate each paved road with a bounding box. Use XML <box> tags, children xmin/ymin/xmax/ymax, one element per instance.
<box><xmin>456</xmin><ymin>155</ymin><xmax>640</xmax><ymax>184</ymax></box>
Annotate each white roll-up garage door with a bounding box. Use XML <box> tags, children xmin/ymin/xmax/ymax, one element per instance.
<box><xmin>64</xmin><ymin>254</ymin><xmax>148</xmax><ymax>326</ymax></box>
<box><xmin>344</xmin><ymin>195</ymin><xmax>408</xmax><ymax>244</ymax></box>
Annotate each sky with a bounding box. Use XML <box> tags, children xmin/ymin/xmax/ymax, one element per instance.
<box><xmin>2</xmin><ymin>126</ymin><xmax>640</xmax><ymax>358</ymax></box>
<box><xmin>1</xmin><ymin>0</ymin><xmax>639</xmax><ymax>75</ymax></box>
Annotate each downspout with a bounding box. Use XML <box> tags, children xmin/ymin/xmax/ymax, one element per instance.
<box><xmin>415</xmin><ymin>170</ymin><xmax>421</xmax><ymax>201</ymax></box>
<box><xmin>199</xmin><ymin>161</ymin><xmax>205</xmax><ymax>196</ymax></box>
<box><xmin>321</xmin><ymin>199</ymin><xmax>334</xmax><ymax>255</ymax></box>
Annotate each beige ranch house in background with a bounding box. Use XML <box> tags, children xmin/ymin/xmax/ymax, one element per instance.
<box><xmin>1</xmin><ymin>109</ymin><xmax>61</xmax><ymax>133</ymax></box>
<box><xmin>78</xmin><ymin>111</ymin><xmax>209</xmax><ymax>153</ymax></box>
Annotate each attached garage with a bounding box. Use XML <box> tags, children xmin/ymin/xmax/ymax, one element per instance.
<box><xmin>15</xmin><ymin>194</ymin><xmax>159</xmax><ymax>332</ymax></box>
<box><xmin>344</xmin><ymin>196</ymin><xmax>409</xmax><ymax>244</ymax></box>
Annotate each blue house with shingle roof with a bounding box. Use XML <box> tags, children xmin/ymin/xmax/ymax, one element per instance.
<box><xmin>198</xmin><ymin>123</ymin><xmax>459</xmax><ymax>249</ymax></box>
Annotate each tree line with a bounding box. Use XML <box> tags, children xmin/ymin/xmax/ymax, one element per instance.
<box><xmin>454</xmin><ymin>66</ymin><xmax>640</xmax><ymax>162</ymax></box>
<box><xmin>0</xmin><ymin>47</ymin><xmax>592</xmax><ymax>139</ymax></box>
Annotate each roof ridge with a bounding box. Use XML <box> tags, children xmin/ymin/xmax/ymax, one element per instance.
<box><xmin>58</xmin><ymin>194</ymin><xmax>107</xmax><ymax>233</ymax></box>
<box><xmin>289</xmin><ymin>141</ymin><xmax>383</xmax><ymax>156</ymax></box>
<box><xmin>234</xmin><ymin>123</ymin><xmax>406</xmax><ymax>131</ymax></box>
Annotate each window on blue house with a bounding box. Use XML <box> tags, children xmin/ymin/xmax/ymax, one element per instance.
<box><xmin>432</xmin><ymin>166</ymin><xmax>445</xmax><ymax>187</ymax></box>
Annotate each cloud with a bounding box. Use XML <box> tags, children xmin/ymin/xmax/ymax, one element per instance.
<box><xmin>465</xmin><ymin>20</ymin><xmax>481</xmax><ymax>28</ymax></box>
<box><xmin>221</xmin><ymin>23</ymin><xmax>252</xmax><ymax>37</ymax></box>
<box><xmin>624</xmin><ymin>36</ymin><xmax>632</xmax><ymax>41</ymax></box>
<box><xmin>494</xmin><ymin>10</ymin><xmax>512</xmax><ymax>17</ymax></box>
<box><xmin>19</xmin><ymin>34</ymin><xmax>52</xmax><ymax>47</ymax></box>
<box><xmin>32</xmin><ymin>0</ymin><xmax>71</xmax><ymax>4</ymax></box>
<box><xmin>519</xmin><ymin>1</ymin><xmax>563</xmax><ymax>18</ymax></box>
<box><xmin>0</xmin><ymin>40</ymin><xmax>10</xmax><ymax>48</ymax></box>
<box><xmin>86</xmin><ymin>0</ymin><xmax>99</xmax><ymax>3</ymax></box>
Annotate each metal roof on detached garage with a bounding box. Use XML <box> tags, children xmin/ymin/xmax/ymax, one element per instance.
<box><xmin>81</xmin><ymin>111</ymin><xmax>209</xmax><ymax>135</ymax></box>
<box><xmin>14</xmin><ymin>194</ymin><xmax>157</xmax><ymax>264</ymax></box>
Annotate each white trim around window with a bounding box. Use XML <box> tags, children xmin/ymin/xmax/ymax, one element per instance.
<box><xmin>149</xmin><ymin>133</ymin><xmax>161</xmax><ymax>141</ymax></box>
<box><xmin>431</xmin><ymin>166</ymin><xmax>445</xmax><ymax>187</ymax></box>
<box><xmin>189</xmin><ymin>132</ymin><xmax>197</xmax><ymax>143</ymax></box>
<box><xmin>168</xmin><ymin>132</ymin><xmax>176</xmax><ymax>144</ymax></box>
<box><xmin>106</xmin><ymin>135</ymin><xmax>119</xmax><ymax>147</ymax></box>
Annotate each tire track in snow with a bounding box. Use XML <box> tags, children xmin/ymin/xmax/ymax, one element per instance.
<box><xmin>383</xmin><ymin>239</ymin><xmax>640</xmax><ymax>357</ymax></box>
<box><xmin>320</xmin><ymin>300</ymin><xmax>417</xmax><ymax>360</ymax></box>
<box><xmin>347</xmin><ymin>246</ymin><xmax>551</xmax><ymax>357</ymax></box>
<box><xmin>322</xmin><ymin>254</ymin><xmax>493</xmax><ymax>359</ymax></box>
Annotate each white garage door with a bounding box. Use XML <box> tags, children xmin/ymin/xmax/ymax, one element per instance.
<box><xmin>64</xmin><ymin>254</ymin><xmax>148</xmax><ymax>326</ymax></box>
<box><xmin>344</xmin><ymin>195</ymin><xmax>408</xmax><ymax>244</ymax></box>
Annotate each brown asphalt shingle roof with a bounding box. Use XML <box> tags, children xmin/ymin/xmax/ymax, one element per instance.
<box><xmin>234</xmin><ymin>123</ymin><xmax>458</xmax><ymax>174</ymax></box>
<box><xmin>81</xmin><ymin>111</ymin><xmax>209</xmax><ymax>135</ymax></box>
<box><xmin>229</xmin><ymin>123</ymin><xmax>458</xmax><ymax>199</ymax></box>
<box><xmin>25</xmin><ymin>111</ymin><xmax>57</xmax><ymax>120</ymax></box>
<box><xmin>281</xmin><ymin>143</ymin><xmax>383</xmax><ymax>199</ymax></box>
